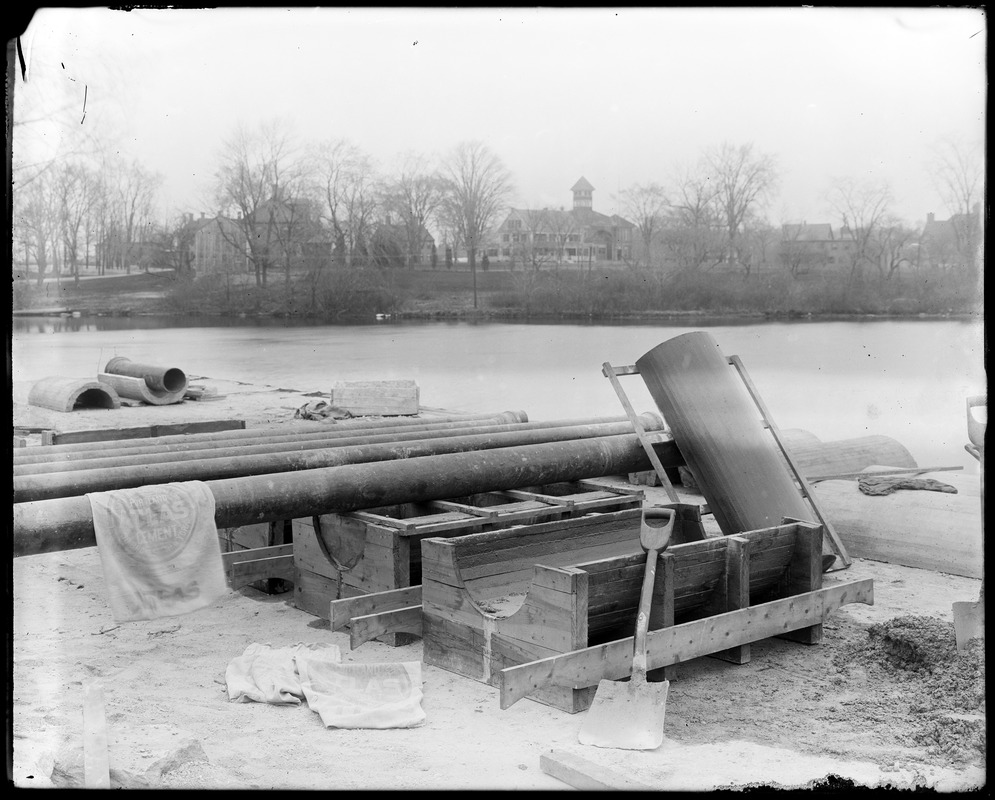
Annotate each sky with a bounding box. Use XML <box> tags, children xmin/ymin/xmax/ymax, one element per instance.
<box><xmin>11</xmin><ymin>7</ymin><xmax>987</xmax><ymax>227</ymax></box>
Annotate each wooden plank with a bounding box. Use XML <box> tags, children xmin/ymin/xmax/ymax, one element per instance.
<box><xmin>422</xmin><ymin>612</ymin><xmax>487</xmax><ymax>680</ymax></box>
<box><xmin>221</xmin><ymin>543</ymin><xmax>293</xmax><ymax>568</ymax></box>
<box><xmin>710</xmin><ymin>534</ymin><xmax>751</xmax><ymax>664</ymax></box>
<box><xmin>328</xmin><ymin>585</ymin><xmax>423</xmax><ymax>631</ymax></box>
<box><xmin>228</xmin><ymin>555</ymin><xmax>294</xmax><ymax>589</ymax></box>
<box><xmin>350</xmin><ymin>605</ymin><xmax>423</xmax><ymax>649</ymax></box>
<box><xmin>83</xmin><ymin>679</ymin><xmax>110</xmax><ymax>789</ymax></box>
<box><xmin>498</xmin><ymin>579</ymin><xmax>874</xmax><ymax>709</ymax></box>
<box><xmin>489</xmin><ymin>635</ymin><xmax>596</xmax><ymax>712</ymax></box>
<box><xmin>777</xmin><ymin>521</ymin><xmax>824</xmax><ymax>645</ymax></box>
<box><xmin>602</xmin><ymin>361</ymin><xmax>681</xmax><ymax>502</ymax></box>
<box><xmin>540</xmin><ymin>750</ymin><xmax>656</xmax><ymax>791</ymax></box>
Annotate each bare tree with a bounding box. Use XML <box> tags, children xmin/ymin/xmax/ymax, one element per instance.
<box><xmin>704</xmin><ymin>142</ymin><xmax>778</xmax><ymax>268</ymax></box>
<box><xmin>513</xmin><ymin>207</ymin><xmax>556</xmax><ymax>271</ymax></box>
<box><xmin>545</xmin><ymin>210</ymin><xmax>579</xmax><ymax>269</ymax></box>
<box><xmin>215</xmin><ymin>120</ymin><xmax>303</xmax><ymax>286</ymax></box>
<box><xmin>311</xmin><ymin>139</ymin><xmax>380</xmax><ymax>268</ymax></box>
<box><xmin>928</xmin><ymin>136</ymin><xmax>984</xmax><ymax>285</ymax></box>
<box><xmin>55</xmin><ymin>162</ymin><xmax>97</xmax><ymax>285</ymax></box>
<box><xmin>872</xmin><ymin>220</ymin><xmax>919</xmax><ymax>282</ymax></box>
<box><xmin>825</xmin><ymin>177</ymin><xmax>893</xmax><ymax>287</ymax></box>
<box><xmin>14</xmin><ymin>170</ymin><xmax>61</xmax><ymax>286</ymax></box>
<box><xmin>111</xmin><ymin>158</ymin><xmax>162</xmax><ymax>274</ymax></box>
<box><xmin>439</xmin><ymin>141</ymin><xmax>514</xmax><ymax>307</ymax></box>
<box><xmin>617</xmin><ymin>182</ymin><xmax>668</xmax><ymax>267</ymax></box>
<box><xmin>382</xmin><ymin>153</ymin><xmax>446</xmax><ymax>268</ymax></box>
<box><xmin>661</xmin><ymin>162</ymin><xmax>723</xmax><ymax>274</ymax></box>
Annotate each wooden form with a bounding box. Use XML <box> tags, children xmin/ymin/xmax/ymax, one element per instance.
<box><xmin>341</xmin><ymin>514</ymin><xmax>867</xmax><ymax>713</ymax></box>
<box><xmin>295</xmin><ymin>481</ymin><xmax>643</xmax><ymax>644</ymax></box>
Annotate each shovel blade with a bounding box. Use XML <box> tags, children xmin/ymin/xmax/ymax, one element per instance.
<box><xmin>577</xmin><ymin>678</ymin><xmax>669</xmax><ymax>750</ymax></box>
<box><xmin>953</xmin><ymin>600</ymin><xmax>985</xmax><ymax>651</ymax></box>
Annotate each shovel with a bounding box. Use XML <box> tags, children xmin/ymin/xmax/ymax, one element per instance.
<box><xmin>953</xmin><ymin>395</ymin><xmax>985</xmax><ymax>650</ymax></box>
<box><xmin>578</xmin><ymin>506</ymin><xmax>676</xmax><ymax>750</ymax></box>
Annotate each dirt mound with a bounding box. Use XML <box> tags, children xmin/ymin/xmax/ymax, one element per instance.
<box><xmin>833</xmin><ymin>615</ymin><xmax>985</xmax><ymax>766</ymax></box>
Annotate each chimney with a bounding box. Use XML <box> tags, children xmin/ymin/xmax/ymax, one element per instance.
<box><xmin>200</xmin><ymin>212</ymin><xmax>206</xmax><ymax>219</ymax></box>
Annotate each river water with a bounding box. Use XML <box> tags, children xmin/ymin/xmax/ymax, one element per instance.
<box><xmin>10</xmin><ymin>315</ymin><xmax>986</xmax><ymax>473</ymax></box>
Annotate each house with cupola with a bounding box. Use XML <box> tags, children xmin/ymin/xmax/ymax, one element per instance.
<box><xmin>489</xmin><ymin>177</ymin><xmax>635</xmax><ymax>267</ymax></box>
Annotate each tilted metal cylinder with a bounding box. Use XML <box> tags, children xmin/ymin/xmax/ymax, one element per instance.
<box><xmin>104</xmin><ymin>356</ymin><xmax>188</xmax><ymax>394</ymax></box>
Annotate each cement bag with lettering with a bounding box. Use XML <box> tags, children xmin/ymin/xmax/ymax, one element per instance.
<box><xmin>296</xmin><ymin>657</ymin><xmax>425</xmax><ymax>729</ymax></box>
<box><xmin>87</xmin><ymin>481</ymin><xmax>227</xmax><ymax>622</ymax></box>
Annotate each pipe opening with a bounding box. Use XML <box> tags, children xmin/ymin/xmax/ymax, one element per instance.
<box><xmin>74</xmin><ymin>388</ymin><xmax>119</xmax><ymax>410</ymax></box>
<box><xmin>160</xmin><ymin>368</ymin><xmax>187</xmax><ymax>393</ymax></box>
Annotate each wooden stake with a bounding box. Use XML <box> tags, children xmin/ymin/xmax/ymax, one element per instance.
<box><xmin>83</xmin><ymin>679</ymin><xmax>110</xmax><ymax>789</ymax></box>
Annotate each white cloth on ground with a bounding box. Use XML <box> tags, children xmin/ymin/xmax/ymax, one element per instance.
<box><xmin>296</xmin><ymin>657</ymin><xmax>426</xmax><ymax>729</ymax></box>
<box><xmin>226</xmin><ymin>642</ymin><xmax>342</xmax><ymax>705</ymax></box>
<box><xmin>87</xmin><ymin>481</ymin><xmax>228</xmax><ymax>622</ymax></box>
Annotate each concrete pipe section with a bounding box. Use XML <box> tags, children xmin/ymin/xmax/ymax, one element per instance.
<box><xmin>104</xmin><ymin>356</ymin><xmax>188</xmax><ymax>395</ymax></box>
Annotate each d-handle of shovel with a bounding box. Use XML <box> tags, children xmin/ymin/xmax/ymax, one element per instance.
<box><xmin>633</xmin><ymin>507</ymin><xmax>676</xmax><ymax>680</ymax></box>
<box><xmin>966</xmin><ymin>395</ymin><xmax>986</xmax><ymax>453</ymax></box>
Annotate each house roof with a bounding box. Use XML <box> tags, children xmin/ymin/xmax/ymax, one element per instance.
<box><xmin>571</xmin><ymin>177</ymin><xmax>595</xmax><ymax>193</ymax></box>
<box><xmin>782</xmin><ymin>223</ymin><xmax>835</xmax><ymax>242</ymax></box>
<box><xmin>500</xmin><ymin>206</ymin><xmax>634</xmax><ymax>233</ymax></box>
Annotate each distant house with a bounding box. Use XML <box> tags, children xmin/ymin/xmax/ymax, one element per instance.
<box><xmin>780</xmin><ymin>221</ymin><xmax>856</xmax><ymax>274</ymax></box>
<box><xmin>491</xmin><ymin>177</ymin><xmax>635</xmax><ymax>266</ymax></box>
<box><xmin>369</xmin><ymin>219</ymin><xmax>436</xmax><ymax>268</ymax></box>
<box><xmin>918</xmin><ymin>205</ymin><xmax>982</xmax><ymax>271</ymax></box>
<box><xmin>191</xmin><ymin>213</ymin><xmax>249</xmax><ymax>276</ymax></box>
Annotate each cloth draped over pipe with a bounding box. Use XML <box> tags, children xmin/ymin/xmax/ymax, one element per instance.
<box><xmin>87</xmin><ymin>481</ymin><xmax>228</xmax><ymax>622</ymax></box>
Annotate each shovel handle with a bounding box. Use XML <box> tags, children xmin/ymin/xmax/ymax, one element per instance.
<box><xmin>632</xmin><ymin>546</ymin><xmax>659</xmax><ymax>680</ymax></box>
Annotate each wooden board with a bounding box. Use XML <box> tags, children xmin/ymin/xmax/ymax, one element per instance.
<box><xmin>42</xmin><ymin>418</ymin><xmax>245</xmax><ymax>445</ymax></box>
<box><xmin>540</xmin><ymin>750</ymin><xmax>656</xmax><ymax>791</ymax></box>
<box><xmin>418</xmin><ymin>519</ymin><xmax>823</xmax><ymax>713</ymax></box>
<box><xmin>331</xmin><ymin>379</ymin><xmax>420</xmax><ymax>416</ymax></box>
<box><xmin>498</xmin><ymin>578</ymin><xmax>874</xmax><ymax>709</ymax></box>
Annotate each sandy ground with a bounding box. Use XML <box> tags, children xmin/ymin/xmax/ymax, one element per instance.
<box><xmin>10</xmin><ymin>376</ymin><xmax>986</xmax><ymax>790</ymax></box>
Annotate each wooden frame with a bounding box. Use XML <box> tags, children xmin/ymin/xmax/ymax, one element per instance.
<box><xmin>340</xmin><ymin>516</ymin><xmax>866</xmax><ymax>713</ymax></box>
<box><xmin>293</xmin><ymin>481</ymin><xmax>643</xmax><ymax>644</ymax></box>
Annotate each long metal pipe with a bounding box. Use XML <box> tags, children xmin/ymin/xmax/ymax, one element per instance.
<box><xmin>13</xmin><ymin>419</ymin><xmax>674</xmax><ymax>502</ymax></box>
<box><xmin>12</xmin><ymin>410</ymin><xmax>528</xmax><ymax>462</ymax></box>
<box><xmin>12</xmin><ymin>411</ymin><xmax>530</xmax><ymax>466</ymax></box>
<box><xmin>13</xmin><ymin>415</ymin><xmax>656</xmax><ymax>476</ymax></box>
<box><xmin>13</xmin><ymin>435</ymin><xmax>682</xmax><ymax>557</ymax></box>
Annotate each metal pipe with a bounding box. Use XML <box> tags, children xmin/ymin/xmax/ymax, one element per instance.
<box><xmin>13</xmin><ymin>414</ymin><xmax>646</xmax><ymax>472</ymax></box>
<box><xmin>12</xmin><ymin>410</ymin><xmax>529</xmax><ymax>461</ymax></box>
<box><xmin>14</xmin><ymin>419</ymin><xmax>674</xmax><ymax>502</ymax></box>
<box><xmin>103</xmin><ymin>356</ymin><xmax>188</xmax><ymax>394</ymax></box>
<box><xmin>13</xmin><ymin>435</ymin><xmax>681</xmax><ymax>557</ymax></box>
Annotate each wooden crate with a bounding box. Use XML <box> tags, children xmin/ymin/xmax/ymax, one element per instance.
<box><xmin>292</xmin><ymin>480</ymin><xmax>643</xmax><ymax>642</ymax></box>
<box><xmin>330</xmin><ymin>510</ymin><xmax>840</xmax><ymax>713</ymax></box>
<box><xmin>219</xmin><ymin>520</ymin><xmax>293</xmax><ymax>595</ymax></box>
